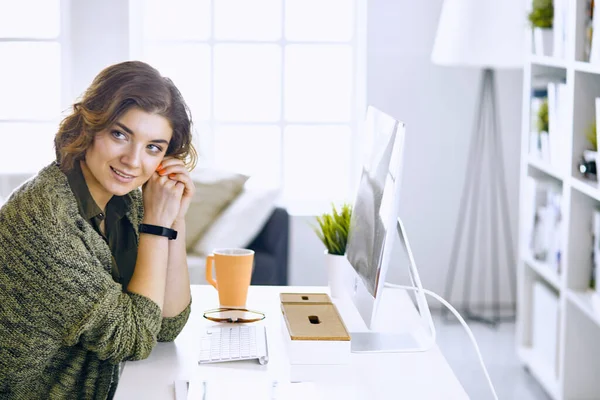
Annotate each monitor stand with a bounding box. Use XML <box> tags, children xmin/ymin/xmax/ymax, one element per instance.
<box><xmin>349</xmin><ymin>218</ymin><xmax>435</xmax><ymax>353</ymax></box>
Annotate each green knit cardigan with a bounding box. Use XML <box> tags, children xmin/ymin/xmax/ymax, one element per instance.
<box><xmin>0</xmin><ymin>163</ymin><xmax>191</xmax><ymax>399</ymax></box>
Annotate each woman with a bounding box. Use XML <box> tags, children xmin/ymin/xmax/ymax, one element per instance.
<box><xmin>0</xmin><ymin>61</ymin><xmax>196</xmax><ymax>399</ymax></box>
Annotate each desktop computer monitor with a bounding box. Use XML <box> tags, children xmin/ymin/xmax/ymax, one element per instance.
<box><xmin>345</xmin><ymin>106</ymin><xmax>434</xmax><ymax>351</ymax></box>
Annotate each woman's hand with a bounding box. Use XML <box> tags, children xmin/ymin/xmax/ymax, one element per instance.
<box><xmin>142</xmin><ymin>163</ymin><xmax>185</xmax><ymax>228</ymax></box>
<box><xmin>155</xmin><ymin>157</ymin><xmax>195</xmax><ymax>225</ymax></box>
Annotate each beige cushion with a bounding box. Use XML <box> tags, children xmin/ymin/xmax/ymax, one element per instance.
<box><xmin>192</xmin><ymin>177</ymin><xmax>281</xmax><ymax>255</ymax></box>
<box><xmin>184</xmin><ymin>169</ymin><xmax>249</xmax><ymax>251</ymax></box>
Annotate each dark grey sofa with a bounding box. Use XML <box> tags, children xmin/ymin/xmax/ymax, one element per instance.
<box><xmin>247</xmin><ymin>207</ymin><xmax>289</xmax><ymax>286</ymax></box>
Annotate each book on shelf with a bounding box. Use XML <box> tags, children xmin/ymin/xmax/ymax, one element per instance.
<box><xmin>553</xmin><ymin>0</ymin><xmax>568</xmax><ymax>59</ymax></box>
<box><xmin>547</xmin><ymin>81</ymin><xmax>568</xmax><ymax>170</ymax></box>
<box><xmin>585</xmin><ymin>0</ymin><xmax>595</xmax><ymax>62</ymax></box>
<box><xmin>529</xmin><ymin>88</ymin><xmax>548</xmax><ymax>161</ymax></box>
<box><xmin>540</xmin><ymin>132</ymin><xmax>551</xmax><ymax>163</ymax></box>
<box><xmin>595</xmin><ymin>98</ymin><xmax>600</xmax><ymax>179</ymax></box>
<box><xmin>592</xmin><ymin>210</ymin><xmax>600</xmax><ymax>293</ymax></box>
<box><xmin>528</xmin><ymin>82</ymin><xmax>567</xmax><ymax>168</ymax></box>
<box><xmin>592</xmin><ymin>0</ymin><xmax>600</xmax><ymax>63</ymax></box>
<box><xmin>525</xmin><ymin>177</ymin><xmax>562</xmax><ymax>274</ymax></box>
<box><xmin>531</xmin><ymin>281</ymin><xmax>559</xmax><ymax>378</ymax></box>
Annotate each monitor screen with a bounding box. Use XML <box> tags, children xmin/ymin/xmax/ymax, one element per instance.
<box><xmin>343</xmin><ymin>107</ymin><xmax>434</xmax><ymax>349</ymax></box>
<box><xmin>346</xmin><ymin>107</ymin><xmax>401</xmax><ymax>298</ymax></box>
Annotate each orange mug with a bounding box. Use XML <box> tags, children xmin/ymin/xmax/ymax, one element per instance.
<box><xmin>205</xmin><ymin>248</ymin><xmax>254</xmax><ymax>308</ymax></box>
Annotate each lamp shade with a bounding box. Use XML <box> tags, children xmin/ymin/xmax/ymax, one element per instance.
<box><xmin>431</xmin><ymin>0</ymin><xmax>525</xmax><ymax>69</ymax></box>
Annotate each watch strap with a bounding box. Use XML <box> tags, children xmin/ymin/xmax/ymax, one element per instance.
<box><xmin>139</xmin><ymin>223</ymin><xmax>178</xmax><ymax>240</ymax></box>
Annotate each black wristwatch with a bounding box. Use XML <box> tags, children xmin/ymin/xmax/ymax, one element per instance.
<box><xmin>139</xmin><ymin>223</ymin><xmax>178</xmax><ymax>240</ymax></box>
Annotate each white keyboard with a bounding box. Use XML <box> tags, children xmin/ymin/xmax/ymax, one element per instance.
<box><xmin>198</xmin><ymin>325</ymin><xmax>269</xmax><ymax>365</ymax></box>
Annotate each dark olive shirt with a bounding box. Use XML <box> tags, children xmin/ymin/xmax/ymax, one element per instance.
<box><xmin>66</xmin><ymin>162</ymin><xmax>138</xmax><ymax>290</ymax></box>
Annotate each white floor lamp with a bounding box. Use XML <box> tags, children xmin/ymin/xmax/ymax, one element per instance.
<box><xmin>431</xmin><ymin>0</ymin><xmax>525</xmax><ymax>325</ymax></box>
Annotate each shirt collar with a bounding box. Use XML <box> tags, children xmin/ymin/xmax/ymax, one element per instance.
<box><xmin>66</xmin><ymin>161</ymin><xmax>130</xmax><ymax>220</ymax></box>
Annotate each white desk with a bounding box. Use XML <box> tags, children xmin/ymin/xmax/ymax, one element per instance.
<box><xmin>115</xmin><ymin>285</ymin><xmax>468</xmax><ymax>399</ymax></box>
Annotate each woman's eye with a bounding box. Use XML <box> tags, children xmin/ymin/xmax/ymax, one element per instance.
<box><xmin>111</xmin><ymin>130</ymin><xmax>126</xmax><ymax>140</ymax></box>
<box><xmin>148</xmin><ymin>144</ymin><xmax>163</xmax><ymax>153</ymax></box>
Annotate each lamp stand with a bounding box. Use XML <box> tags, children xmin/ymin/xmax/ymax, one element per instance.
<box><xmin>442</xmin><ymin>68</ymin><xmax>517</xmax><ymax>326</ymax></box>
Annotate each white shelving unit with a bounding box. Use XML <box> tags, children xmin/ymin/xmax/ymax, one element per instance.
<box><xmin>517</xmin><ymin>1</ymin><xmax>600</xmax><ymax>399</ymax></box>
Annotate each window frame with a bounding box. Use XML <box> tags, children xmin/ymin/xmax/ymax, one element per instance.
<box><xmin>0</xmin><ymin>0</ymin><xmax>71</xmax><ymax>174</ymax></box>
<box><xmin>130</xmin><ymin>0</ymin><xmax>367</xmax><ymax>215</ymax></box>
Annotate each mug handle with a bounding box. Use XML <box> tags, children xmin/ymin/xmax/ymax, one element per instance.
<box><xmin>205</xmin><ymin>254</ymin><xmax>217</xmax><ymax>289</ymax></box>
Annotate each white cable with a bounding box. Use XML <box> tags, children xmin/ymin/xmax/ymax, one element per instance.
<box><xmin>384</xmin><ymin>283</ymin><xmax>499</xmax><ymax>400</ymax></box>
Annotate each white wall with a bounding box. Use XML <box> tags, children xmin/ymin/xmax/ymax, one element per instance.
<box><xmin>62</xmin><ymin>0</ymin><xmax>523</xmax><ymax>308</ymax></box>
<box><xmin>289</xmin><ymin>0</ymin><xmax>523</xmax><ymax>309</ymax></box>
<box><xmin>68</xmin><ymin>0</ymin><xmax>131</xmax><ymax>102</ymax></box>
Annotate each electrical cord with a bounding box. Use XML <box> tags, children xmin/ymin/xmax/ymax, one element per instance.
<box><xmin>384</xmin><ymin>283</ymin><xmax>499</xmax><ymax>400</ymax></box>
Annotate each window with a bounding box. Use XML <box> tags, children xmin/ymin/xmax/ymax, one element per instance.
<box><xmin>134</xmin><ymin>0</ymin><xmax>365</xmax><ymax>213</ymax></box>
<box><xmin>0</xmin><ymin>0</ymin><xmax>66</xmax><ymax>174</ymax></box>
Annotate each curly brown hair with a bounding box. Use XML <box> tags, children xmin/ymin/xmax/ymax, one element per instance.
<box><xmin>55</xmin><ymin>61</ymin><xmax>197</xmax><ymax>172</ymax></box>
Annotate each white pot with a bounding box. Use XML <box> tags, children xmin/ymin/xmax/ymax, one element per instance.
<box><xmin>325</xmin><ymin>251</ymin><xmax>351</xmax><ymax>298</ymax></box>
<box><xmin>595</xmin><ymin>152</ymin><xmax>600</xmax><ymax>184</ymax></box>
<box><xmin>532</xmin><ymin>28</ymin><xmax>553</xmax><ymax>57</ymax></box>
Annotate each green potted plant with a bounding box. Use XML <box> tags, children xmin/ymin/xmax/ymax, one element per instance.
<box><xmin>532</xmin><ymin>98</ymin><xmax>549</xmax><ymax>160</ymax></box>
<box><xmin>528</xmin><ymin>0</ymin><xmax>554</xmax><ymax>56</ymax></box>
<box><xmin>583</xmin><ymin>121</ymin><xmax>600</xmax><ymax>182</ymax></box>
<box><xmin>586</xmin><ymin>122</ymin><xmax>597</xmax><ymax>152</ymax></box>
<box><xmin>537</xmin><ymin>98</ymin><xmax>549</xmax><ymax>134</ymax></box>
<box><xmin>313</xmin><ymin>203</ymin><xmax>352</xmax><ymax>297</ymax></box>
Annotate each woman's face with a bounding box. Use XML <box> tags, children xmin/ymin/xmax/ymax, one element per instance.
<box><xmin>82</xmin><ymin>107</ymin><xmax>173</xmax><ymax>204</ymax></box>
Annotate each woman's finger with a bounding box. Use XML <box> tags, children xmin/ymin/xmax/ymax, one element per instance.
<box><xmin>163</xmin><ymin>178</ymin><xmax>178</xmax><ymax>190</ymax></box>
<box><xmin>157</xmin><ymin>166</ymin><xmax>194</xmax><ymax>190</ymax></box>
<box><xmin>157</xmin><ymin>157</ymin><xmax>185</xmax><ymax>171</ymax></box>
<box><xmin>169</xmin><ymin>173</ymin><xmax>194</xmax><ymax>189</ymax></box>
<box><xmin>157</xmin><ymin>163</ymin><xmax>187</xmax><ymax>176</ymax></box>
<box><xmin>165</xmin><ymin>172</ymin><xmax>195</xmax><ymax>195</ymax></box>
<box><xmin>157</xmin><ymin>174</ymin><xmax>172</xmax><ymax>186</ymax></box>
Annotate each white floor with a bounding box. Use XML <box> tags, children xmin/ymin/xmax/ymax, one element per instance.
<box><xmin>433</xmin><ymin>314</ymin><xmax>551</xmax><ymax>400</ymax></box>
